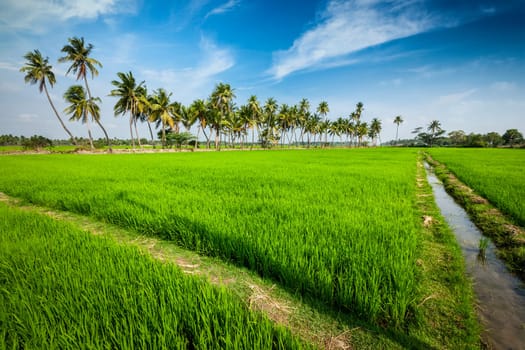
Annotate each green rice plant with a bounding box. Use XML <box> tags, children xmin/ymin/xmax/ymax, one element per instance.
<box><xmin>478</xmin><ymin>237</ymin><xmax>490</xmax><ymax>263</ymax></box>
<box><xmin>0</xmin><ymin>148</ymin><xmax>420</xmax><ymax>327</ymax></box>
<box><xmin>0</xmin><ymin>203</ymin><xmax>308</xmax><ymax>349</ymax></box>
<box><xmin>428</xmin><ymin>148</ymin><xmax>525</xmax><ymax>226</ymax></box>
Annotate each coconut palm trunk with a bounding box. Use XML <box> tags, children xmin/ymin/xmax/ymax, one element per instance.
<box><xmin>83</xmin><ymin>76</ymin><xmax>112</xmax><ymax>152</ymax></box>
<box><xmin>43</xmin><ymin>84</ymin><xmax>77</xmax><ymax>145</ymax></box>
<box><xmin>85</xmin><ymin>112</ymin><xmax>95</xmax><ymax>151</ymax></box>
<box><xmin>147</xmin><ymin>122</ymin><xmax>155</xmax><ymax>147</ymax></box>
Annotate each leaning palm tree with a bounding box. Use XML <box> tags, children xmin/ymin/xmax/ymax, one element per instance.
<box><xmin>63</xmin><ymin>85</ymin><xmax>101</xmax><ymax>151</ymax></box>
<box><xmin>109</xmin><ymin>71</ymin><xmax>146</xmax><ymax>149</ymax></box>
<box><xmin>393</xmin><ymin>115</ymin><xmax>403</xmax><ymax>144</ymax></box>
<box><xmin>59</xmin><ymin>37</ymin><xmax>112</xmax><ymax>152</ymax></box>
<box><xmin>20</xmin><ymin>50</ymin><xmax>77</xmax><ymax>145</ymax></box>
<box><xmin>136</xmin><ymin>87</ymin><xmax>156</xmax><ymax>146</ymax></box>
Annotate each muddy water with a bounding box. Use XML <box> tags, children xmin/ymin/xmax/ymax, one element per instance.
<box><xmin>425</xmin><ymin>165</ymin><xmax>525</xmax><ymax>350</ymax></box>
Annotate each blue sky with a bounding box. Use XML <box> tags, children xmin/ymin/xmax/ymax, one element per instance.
<box><xmin>0</xmin><ymin>0</ymin><xmax>524</xmax><ymax>141</ymax></box>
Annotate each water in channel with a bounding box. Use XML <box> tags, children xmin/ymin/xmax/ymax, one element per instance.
<box><xmin>425</xmin><ymin>164</ymin><xmax>525</xmax><ymax>350</ymax></box>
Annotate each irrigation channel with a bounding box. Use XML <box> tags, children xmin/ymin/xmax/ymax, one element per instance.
<box><xmin>425</xmin><ymin>163</ymin><xmax>525</xmax><ymax>349</ymax></box>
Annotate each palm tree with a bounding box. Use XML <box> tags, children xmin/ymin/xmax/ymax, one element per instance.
<box><xmin>317</xmin><ymin>101</ymin><xmax>329</xmax><ymax>118</ymax></box>
<box><xmin>63</xmin><ymin>85</ymin><xmax>101</xmax><ymax>151</ymax></box>
<box><xmin>210</xmin><ymin>83</ymin><xmax>235</xmax><ymax>150</ymax></box>
<box><xmin>59</xmin><ymin>37</ymin><xmax>112</xmax><ymax>152</ymax></box>
<box><xmin>20</xmin><ymin>50</ymin><xmax>77</xmax><ymax>145</ymax></box>
<box><xmin>109</xmin><ymin>71</ymin><xmax>146</xmax><ymax>149</ymax></box>
<box><xmin>427</xmin><ymin>120</ymin><xmax>444</xmax><ymax>147</ymax></box>
<box><xmin>136</xmin><ymin>87</ymin><xmax>156</xmax><ymax>146</ymax></box>
<box><xmin>178</xmin><ymin>104</ymin><xmax>194</xmax><ymax>132</ymax></box>
<box><xmin>393</xmin><ymin>115</ymin><xmax>403</xmax><ymax>144</ymax></box>
<box><xmin>247</xmin><ymin>95</ymin><xmax>261</xmax><ymax>149</ymax></box>
<box><xmin>189</xmin><ymin>99</ymin><xmax>209</xmax><ymax>149</ymax></box>
<box><xmin>298</xmin><ymin>98</ymin><xmax>310</xmax><ymax>144</ymax></box>
<box><xmin>369</xmin><ymin>118</ymin><xmax>382</xmax><ymax>146</ymax></box>
<box><xmin>262</xmin><ymin>97</ymin><xmax>279</xmax><ymax>147</ymax></box>
<box><xmin>356</xmin><ymin>122</ymin><xmax>369</xmax><ymax>147</ymax></box>
<box><xmin>149</xmin><ymin>88</ymin><xmax>177</xmax><ymax>148</ymax></box>
<box><xmin>355</xmin><ymin>102</ymin><xmax>364</xmax><ymax>121</ymax></box>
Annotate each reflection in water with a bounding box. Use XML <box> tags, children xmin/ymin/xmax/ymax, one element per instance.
<box><xmin>425</xmin><ymin>164</ymin><xmax>525</xmax><ymax>350</ymax></box>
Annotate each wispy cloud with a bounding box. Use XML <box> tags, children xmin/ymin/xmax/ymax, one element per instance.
<box><xmin>205</xmin><ymin>0</ymin><xmax>240</xmax><ymax>19</ymax></box>
<box><xmin>268</xmin><ymin>0</ymin><xmax>435</xmax><ymax>80</ymax></box>
<box><xmin>0</xmin><ymin>61</ymin><xmax>20</xmax><ymax>71</ymax></box>
<box><xmin>0</xmin><ymin>0</ymin><xmax>138</xmax><ymax>32</ymax></box>
<box><xmin>436</xmin><ymin>89</ymin><xmax>477</xmax><ymax>105</ymax></box>
<box><xmin>490</xmin><ymin>81</ymin><xmax>516</xmax><ymax>91</ymax></box>
<box><xmin>17</xmin><ymin>113</ymin><xmax>39</xmax><ymax>122</ymax></box>
<box><xmin>141</xmin><ymin>36</ymin><xmax>234</xmax><ymax>102</ymax></box>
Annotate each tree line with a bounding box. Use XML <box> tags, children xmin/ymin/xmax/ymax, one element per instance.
<box><xmin>19</xmin><ymin>36</ymin><xmax>523</xmax><ymax>151</ymax></box>
<box><xmin>21</xmin><ymin>37</ymin><xmax>386</xmax><ymax>151</ymax></box>
<box><xmin>395</xmin><ymin>120</ymin><xmax>524</xmax><ymax>148</ymax></box>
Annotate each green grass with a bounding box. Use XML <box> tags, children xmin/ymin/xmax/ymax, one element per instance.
<box><xmin>0</xmin><ymin>202</ymin><xmax>308</xmax><ymax>349</ymax></box>
<box><xmin>0</xmin><ymin>149</ymin><xmax>419</xmax><ymax>327</ymax></box>
<box><xmin>0</xmin><ymin>145</ymin><xmax>23</xmax><ymax>153</ymax></box>
<box><xmin>427</xmin><ymin>148</ymin><xmax>525</xmax><ymax>226</ymax></box>
<box><xmin>0</xmin><ymin>148</ymin><xmax>483</xmax><ymax>348</ymax></box>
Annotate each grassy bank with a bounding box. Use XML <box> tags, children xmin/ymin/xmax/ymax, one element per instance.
<box><xmin>425</xmin><ymin>151</ymin><xmax>525</xmax><ymax>279</ymax></box>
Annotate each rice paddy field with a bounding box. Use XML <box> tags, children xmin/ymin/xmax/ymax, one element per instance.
<box><xmin>0</xmin><ymin>148</ymin><xmax>482</xmax><ymax>348</ymax></box>
<box><xmin>428</xmin><ymin>148</ymin><xmax>525</xmax><ymax>226</ymax></box>
<box><xmin>0</xmin><ymin>202</ymin><xmax>306</xmax><ymax>349</ymax></box>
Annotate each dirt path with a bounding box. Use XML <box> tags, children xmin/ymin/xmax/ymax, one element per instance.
<box><xmin>0</xmin><ymin>191</ymin><xmax>388</xmax><ymax>350</ymax></box>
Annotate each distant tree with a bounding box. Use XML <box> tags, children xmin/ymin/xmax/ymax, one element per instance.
<box><xmin>209</xmin><ymin>83</ymin><xmax>235</xmax><ymax>150</ymax></box>
<box><xmin>22</xmin><ymin>135</ymin><xmax>52</xmax><ymax>150</ymax></box>
<box><xmin>162</xmin><ymin>131</ymin><xmax>196</xmax><ymax>150</ymax></box>
<box><xmin>20</xmin><ymin>50</ymin><xmax>77</xmax><ymax>145</ymax></box>
<box><xmin>317</xmin><ymin>101</ymin><xmax>329</xmax><ymax>118</ymax></box>
<box><xmin>356</xmin><ymin>122</ymin><xmax>369</xmax><ymax>147</ymax></box>
<box><xmin>262</xmin><ymin>97</ymin><xmax>279</xmax><ymax>147</ymax></box>
<box><xmin>502</xmin><ymin>129</ymin><xmax>524</xmax><ymax>147</ymax></box>
<box><xmin>297</xmin><ymin>98</ymin><xmax>310</xmax><ymax>144</ymax></box>
<box><xmin>465</xmin><ymin>133</ymin><xmax>486</xmax><ymax>148</ymax></box>
<box><xmin>189</xmin><ymin>99</ymin><xmax>209</xmax><ymax>149</ymax></box>
<box><xmin>393</xmin><ymin>115</ymin><xmax>403</xmax><ymax>144</ymax></box>
<box><xmin>369</xmin><ymin>118</ymin><xmax>382</xmax><ymax>146</ymax></box>
<box><xmin>246</xmin><ymin>95</ymin><xmax>261</xmax><ymax>149</ymax></box>
<box><xmin>448</xmin><ymin>130</ymin><xmax>466</xmax><ymax>146</ymax></box>
<box><xmin>427</xmin><ymin>120</ymin><xmax>445</xmax><ymax>147</ymax></box>
<box><xmin>483</xmin><ymin>132</ymin><xmax>503</xmax><ymax>147</ymax></box>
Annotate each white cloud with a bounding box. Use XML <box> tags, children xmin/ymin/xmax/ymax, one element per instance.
<box><xmin>205</xmin><ymin>0</ymin><xmax>240</xmax><ymax>19</ymax></box>
<box><xmin>141</xmin><ymin>37</ymin><xmax>234</xmax><ymax>102</ymax></box>
<box><xmin>0</xmin><ymin>61</ymin><xmax>21</xmax><ymax>71</ymax></box>
<box><xmin>268</xmin><ymin>0</ymin><xmax>434</xmax><ymax>80</ymax></box>
<box><xmin>0</xmin><ymin>0</ymin><xmax>138</xmax><ymax>32</ymax></box>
